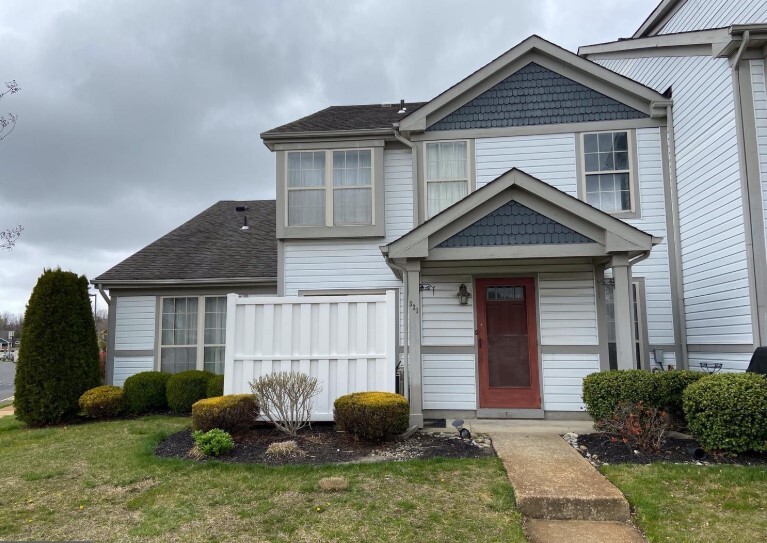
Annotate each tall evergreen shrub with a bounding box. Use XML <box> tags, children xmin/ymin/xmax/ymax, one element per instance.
<box><xmin>14</xmin><ymin>269</ymin><xmax>101</xmax><ymax>425</ymax></box>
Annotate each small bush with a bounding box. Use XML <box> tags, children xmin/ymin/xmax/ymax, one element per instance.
<box><xmin>655</xmin><ymin>370</ymin><xmax>705</xmax><ymax>424</ymax></box>
<box><xmin>599</xmin><ymin>401</ymin><xmax>670</xmax><ymax>451</ymax></box>
<box><xmin>250</xmin><ymin>372</ymin><xmax>321</xmax><ymax>436</ymax></box>
<box><xmin>207</xmin><ymin>374</ymin><xmax>225</xmax><ymax>398</ymax></box>
<box><xmin>79</xmin><ymin>386</ymin><xmax>124</xmax><ymax>419</ymax></box>
<box><xmin>192</xmin><ymin>428</ymin><xmax>234</xmax><ymax>457</ymax></box>
<box><xmin>582</xmin><ymin>370</ymin><xmax>660</xmax><ymax>423</ymax></box>
<box><xmin>123</xmin><ymin>371</ymin><xmax>170</xmax><ymax>414</ymax></box>
<box><xmin>191</xmin><ymin>394</ymin><xmax>260</xmax><ymax>432</ymax></box>
<box><xmin>334</xmin><ymin>391</ymin><xmax>409</xmax><ymax>441</ymax></box>
<box><xmin>166</xmin><ymin>370</ymin><xmax>215</xmax><ymax>413</ymax></box>
<box><xmin>683</xmin><ymin>373</ymin><xmax>767</xmax><ymax>453</ymax></box>
<box><xmin>265</xmin><ymin>440</ymin><xmax>304</xmax><ymax>458</ymax></box>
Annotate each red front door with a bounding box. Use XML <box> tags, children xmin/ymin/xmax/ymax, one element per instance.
<box><xmin>476</xmin><ymin>278</ymin><xmax>541</xmax><ymax>409</ymax></box>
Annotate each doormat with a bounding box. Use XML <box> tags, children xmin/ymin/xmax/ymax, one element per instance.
<box><xmin>423</xmin><ymin>418</ymin><xmax>446</xmax><ymax>429</ymax></box>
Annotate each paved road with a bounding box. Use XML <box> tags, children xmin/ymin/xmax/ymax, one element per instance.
<box><xmin>0</xmin><ymin>362</ymin><xmax>15</xmax><ymax>401</ymax></box>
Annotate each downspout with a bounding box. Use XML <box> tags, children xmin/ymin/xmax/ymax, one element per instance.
<box><xmin>732</xmin><ymin>30</ymin><xmax>751</xmax><ymax>69</ymax></box>
<box><xmin>96</xmin><ymin>284</ymin><xmax>111</xmax><ymax>306</ymax></box>
<box><xmin>387</xmin><ymin>258</ymin><xmax>410</xmax><ymax>402</ymax></box>
<box><xmin>665</xmin><ymin>104</ymin><xmax>690</xmax><ymax>368</ymax></box>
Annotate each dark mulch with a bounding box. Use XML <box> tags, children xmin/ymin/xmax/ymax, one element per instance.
<box><xmin>155</xmin><ymin>424</ymin><xmax>494</xmax><ymax>466</ymax></box>
<box><xmin>575</xmin><ymin>432</ymin><xmax>767</xmax><ymax>466</ymax></box>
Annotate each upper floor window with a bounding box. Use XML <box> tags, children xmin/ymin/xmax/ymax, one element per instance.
<box><xmin>582</xmin><ymin>131</ymin><xmax>633</xmax><ymax>213</ymax></box>
<box><xmin>426</xmin><ymin>141</ymin><xmax>469</xmax><ymax>218</ymax></box>
<box><xmin>286</xmin><ymin>149</ymin><xmax>373</xmax><ymax>227</ymax></box>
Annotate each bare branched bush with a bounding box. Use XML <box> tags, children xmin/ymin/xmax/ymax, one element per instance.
<box><xmin>250</xmin><ymin>372</ymin><xmax>321</xmax><ymax>436</ymax></box>
<box><xmin>600</xmin><ymin>401</ymin><xmax>670</xmax><ymax>451</ymax></box>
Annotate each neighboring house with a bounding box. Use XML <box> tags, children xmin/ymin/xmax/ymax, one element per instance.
<box><xmin>0</xmin><ymin>334</ymin><xmax>9</xmax><ymax>353</ymax></box>
<box><xmin>92</xmin><ymin>201</ymin><xmax>277</xmax><ymax>386</ymax></box>
<box><xmin>94</xmin><ymin>0</ymin><xmax>767</xmax><ymax>425</ymax></box>
<box><xmin>579</xmin><ymin>0</ymin><xmax>767</xmax><ymax>372</ymax></box>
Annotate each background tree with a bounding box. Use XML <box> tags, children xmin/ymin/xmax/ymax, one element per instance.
<box><xmin>14</xmin><ymin>269</ymin><xmax>101</xmax><ymax>426</ymax></box>
<box><xmin>1</xmin><ymin>80</ymin><xmax>22</xmax><ymax>249</ymax></box>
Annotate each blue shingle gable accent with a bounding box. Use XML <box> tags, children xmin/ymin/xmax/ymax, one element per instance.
<box><xmin>428</xmin><ymin>62</ymin><xmax>647</xmax><ymax>130</ymax></box>
<box><xmin>437</xmin><ymin>200</ymin><xmax>594</xmax><ymax>248</ymax></box>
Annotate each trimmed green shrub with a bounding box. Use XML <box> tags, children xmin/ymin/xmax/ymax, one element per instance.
<box><xmin>207</xmin><ymin>374</ymin><xmax>225</xmax><ymax>398</ymax></box>
<box><xmin>14</xmin><ymin>269</ymin><xmax>101</xmax><ymax>426</ymax></box>
<box><xmin>191</xmin><ymin>394</ymin><xmax>260</xmax><ymax>432</ymax></box>
<box><xmin>683</xmin><ymin>373</ymin><xmax>767</xmax><ymax>453</ymax></box>
<box><xmin>79</xmin><ymin>385</ymin><xmax>124</xmax><ymax>418</ymax></box>
<box><xmin>582</xmin><ymin>370</ymin><xmax>660</xmax><ymax>423</ymax></box>
<box><xmin>166</xmin><ymin>370</ymin><xmax>215</xmax><ymax>413</ymax></box>
<box><xmin>192</xmin><ymin>428</ymin><xmax>235</xmax><ymax>457</ymax></box>
<box><xmin>655</xmin><ymin>370</ymin><xmax>705</xmax><ymax>423</ymax></box>
<box><xmin>334</xmin><ymin>391</ymin><xmax>409</xmax><ymax>441</ymax></box>
<box><xmin>123</xmin><ymin>371</ymin><xmax>171</xmax><ymax>414</ymax></box>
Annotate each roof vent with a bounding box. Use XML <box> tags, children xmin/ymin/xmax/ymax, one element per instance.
<box><xmin>236</xmin><ymin>205</ymin><xmax>249</xmax><ymax>230</ymax></box>
<box><xmin>381</xmin><ymin>102</ymin><xmax>392</xmax><ymax>108</ymax></box>
<box><xmin>398</xmin><ymin>99</ymin><xmax>407</xmax><ymax>114</ymax></box>
<box><xmin>235</xmin><ymin>206</ymin><xmax>249</xmax><ymax>212</ymax></box>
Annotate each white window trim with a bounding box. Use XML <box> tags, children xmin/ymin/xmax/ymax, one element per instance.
<box><xmin>157</xmin><ymin>295</ymin><xmax>226</xmax><ymax>373</ymax></box>
<box><xmin>285</xmin><ymin>148</ymin><xmax>376</xmax><ymax>228</ymax></box>
<box><xmin>422</xmin><ymin>139</ymin><xmax>473</xmax><ymax>220</ymax></box>
<box><xmin>578</xmin><ymin>130</ymin><xmax>638</xmax><ymax>217</ymax></box>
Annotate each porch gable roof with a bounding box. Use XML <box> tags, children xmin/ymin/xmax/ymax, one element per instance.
<box><xmin>382</xmin><ymin>168</ymin><xmax>659</xmax><ymax>261</ymax></box>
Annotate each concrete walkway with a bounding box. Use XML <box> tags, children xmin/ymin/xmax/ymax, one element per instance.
<box><xmin>471</xmin><ymin>421</ymin><xmax>646</xmax><ymax>543</ymax></box>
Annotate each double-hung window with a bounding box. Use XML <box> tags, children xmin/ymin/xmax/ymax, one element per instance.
<box><xmin>160</xmin><ymin>296</ymin><xmax>227</xmax><ymax>374</ymax></box>
<box><xmin>425</xmin><ymin>141</ymin><xmax>469</xmax><ymax>218</ymax></box>
<box><xmin>286</xmin><ymin>149</ymin><xmax>374</xmax><ymax>227</ymax></box>
<box><xmin>582</xmin><ymin>131</ymin><xmax>633</xmax><ymax>213</ymax></box>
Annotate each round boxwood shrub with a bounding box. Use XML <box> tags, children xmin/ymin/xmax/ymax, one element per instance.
<box><xmin>191</xmin><ymin>394</ymin><xmax>260</xmax><ymax>432</ymax></box>
<box><xmin>207</xmin><ymin>374</ymin><xmax>225</xmax><ymax>398</ymax></box>
<box><xmin>582</xmin><ymin>370</ymin><xmax>660</xmax><ymax>423</ymax></box>
<box><xmin>14</xmin><ymin>269</ymin><xmax>101</xmax><ymax>426</ymax></box>
<box><xmin>166</xmin><ymin>370</ymin><xmax>215</xmax><ymax>413</ymax></box>
<box><xmin>123</xmin><ymin>371</ymin><xmax>171</xmax><ymax>414</ymax></box>
<box><xmin>334</xmin><ymin>392</ymin><xmax>409</xmax><ymax>441</ymax></box>
<box><xmin>79</xmin><ymin>385</ymin><xmax>124</xmax><ymax>419</ymax></box>
<box><xmin>654</xmin><ymin>370</ymin><xmax>705</xmax><ymax>424</ymax></box>
<box><xmin>683</xmin><ymin>373</ymin><xmax>767</xmax><ymax>453</ymax></box>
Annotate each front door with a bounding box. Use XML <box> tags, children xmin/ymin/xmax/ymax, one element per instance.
<box><xmin>476</xmin><ymin>278</ymin><xmax>541</xmax><ymax>409</ymax></box>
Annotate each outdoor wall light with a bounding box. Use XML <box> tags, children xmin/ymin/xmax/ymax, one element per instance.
<box><xmin>457</xmin><ymin>284</ymin><xmax>471</xmax><ymax>305</ymax></box>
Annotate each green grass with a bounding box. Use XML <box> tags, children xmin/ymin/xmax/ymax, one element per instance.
<box><xmin>0</xmin><ymin>400</ymin><xmax>13</xmax><ymax>409</ymax></box>
<box><xmin>604</xmin><ymin>463</ymin><xmax>767</xmax><ymax>543</ymax></box>
<box><xmin>0</xmin><ymin>416</ymin><xmax>525</xmax><ymax>543</ymax></box>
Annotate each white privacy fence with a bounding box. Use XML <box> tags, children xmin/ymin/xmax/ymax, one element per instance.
<box><xmin>223</xmin><ymin>291</ymin><xmax>397</xmax><ymax>421</ymax></box>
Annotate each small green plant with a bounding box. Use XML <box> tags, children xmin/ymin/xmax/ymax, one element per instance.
<box><xmin>654</xmin><ymin>370</ymin><xmax>704</xmax><ymax>424</ymax></box>
<box><xmin>683</xmin><ymin>373</ymin><xmax>767</xmax><ymax>453</ymax></box>
<box><xmin>334</xmin><ymin>391</ymin><xmax>409</xmax><ymax>441</ymax></box>
<box><xmin>166</xmin><ymin>370</ymin><xmax>215</xmax><ymax>413</ymax></box>
<box><xmin>207</xmin><ymin>374</ymin><xmax>225</xmax><ymax>398</ymax></box>
<box><xmin>192</xmin><ymin>428</ymin><xmax>235</xmax><ymax>457</ymax></box>
<box><xmin>123</xmin><ymin>371</ymin><xmax>171</xmax><ymax>414</ymax></box>
<box><xmin>78</xmin><ymin>385</ymin><xmax>125</xmax><ymax>419</ymax></box>
<box><xmin>599</xmin><ymin>401</ymin><xmax>670</xmax><ymax>451</ymax></box>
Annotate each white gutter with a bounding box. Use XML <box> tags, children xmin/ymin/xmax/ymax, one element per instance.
<box><xmin>96</xmin><ymin>285</ymin><xmax>111</xmax><ymax>306</ymax></box>
<box><xmin>732</xmin><ymin>30</ymin><xmax>751</xmax><ymax>69</ymax></box>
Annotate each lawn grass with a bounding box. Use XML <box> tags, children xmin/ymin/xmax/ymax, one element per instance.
<box><xmin>0</xmin><ymin>399</ymin><xmax>12</xmax><ymax>409</ymax></box>
<box><xmin>0</xmin><ymin>415</ymin><xmax>525</xmax><ymax>543</ymax></box>
<box><xmin>603</xmin><ymin>463</ymin><xmax>767</xmax><ymax>543</ymax></box>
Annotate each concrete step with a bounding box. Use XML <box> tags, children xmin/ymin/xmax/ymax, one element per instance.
<box><xmin>525</xmin><ymin>520</ymin><xmax>646</xmax><ymax>543</ymax></box>
<box><xmin>492</xmin><ymin>432</ymin><xmax>630</xmax><ymax>521</ymax></box>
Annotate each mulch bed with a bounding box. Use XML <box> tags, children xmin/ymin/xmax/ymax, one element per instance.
<box><xmin>571</xmin><ymin>432</ymin><xmax>767</xmax><ymax>466</ymax></box>
<box><xmin>155</xmin><ymin>424</ymin><xmax>495</xmax><ymax>466</ymax></box>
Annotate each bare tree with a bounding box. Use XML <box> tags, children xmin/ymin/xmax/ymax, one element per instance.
<box><xmin>1</xmin><ymin>80</ymin><xmax>22</xmax><ymax>249</ymax></box>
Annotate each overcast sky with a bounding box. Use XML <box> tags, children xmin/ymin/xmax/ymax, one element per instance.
<box><xmin>0</xmin><ymin>0</ymin><xmax>652</xmax><ymax>315</ymax></box>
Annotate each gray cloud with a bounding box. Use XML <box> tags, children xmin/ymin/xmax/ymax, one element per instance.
<box><xmin>0</xmin><ymin>0</ymin><xmax>650</xmax><ymax>314</ymax></box>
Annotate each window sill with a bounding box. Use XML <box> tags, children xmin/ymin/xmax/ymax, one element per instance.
<box><xmin>277</xmin><ymin>223</ymin><xmax>386</xmax><ymax>240</ymax></box>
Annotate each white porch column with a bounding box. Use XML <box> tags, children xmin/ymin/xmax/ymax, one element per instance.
<box><xmin>405</xmin><ymin>260</ymin><xmax>424</xmax><ymax>428</ymax></box>
<box><xmin>611</xmin><ymin>254</ymin><xmax>636</xmax><ymax>370</ymax></box>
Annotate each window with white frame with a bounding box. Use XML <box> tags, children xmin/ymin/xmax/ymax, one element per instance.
<box><xmin>425</xmin><ymin>140</ymin><xmax>469</xmax><ymax>218</ymax></box>
<box><xmin>582</xmin><ymin>131</ymin><xmax>633</xmax><ymax>213</ymax></box>
<box><xmin>286</xmin><ymin>149</ymin><xmax>373</xmax><ymax>227</ymax></box>
<box><xmin>160</xmin><ymin>296</ymin><xmax>227</xmax><ymax>374</ymax></box>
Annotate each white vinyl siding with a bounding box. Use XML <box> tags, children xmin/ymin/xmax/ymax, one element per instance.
<box><xmin>114</xmin><ymin>296</ymin><xmax>156</xmax><ymax>351</ymax></box>
<box><xmin>475</xmin><ymin>133</ymin><xmax>578</xmax><ymax>195</ymax></box>
<box><xmin>421</xmin><ymin>277</ymin><xmax>475</xmax><ymax>346</ymax></box>
<box><xmin>751</xmin><ymin>60</ymin><xmax>767</xmax><ymax>259</ymax></box>
<box><xmin>423</xmin><ymin>354</ymin><xmax>476</xmax><ymax>410</ymax></box>
<box><xmin>113</xmin><ymin>356</ymin><xmax>154</xmax><ymax>387</ymax></box>
<box><xmin>384</xmin><ymin>149</ymin><xmax>414</xmax><ymax>239</ymax></box>
<box><xmin>539</xmin><ymin>272</ymin><xmax>598</xmax><ymax>346</ymax></box>
<box><xmin>598</xmin><ymin>55</ymin><xmax>753</xmax><ymax>346</ymax></box>
<box><xmin>688</xmin><ymin>351</ymin><xmax>753</xmax><ymax>373</ymax></box>
<box><xmin>658</xmin><ymin>0</ymin><xmax>767</xmax><ymax>35</ymax></box>
<box><xmin>541</xmin><ymin>353</ymin><xmax>600</xmax><ymax>412</ymax></box>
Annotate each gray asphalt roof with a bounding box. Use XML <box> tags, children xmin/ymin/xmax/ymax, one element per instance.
<box><xmin>262</xmin><ymin>102</ymin><xmax>427</xmax><ymax>135</ymax></box>
<box><xmin>94</xmin><ymin>200</ymin><xmax>276</xmax><ymax>284</ymax></box>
